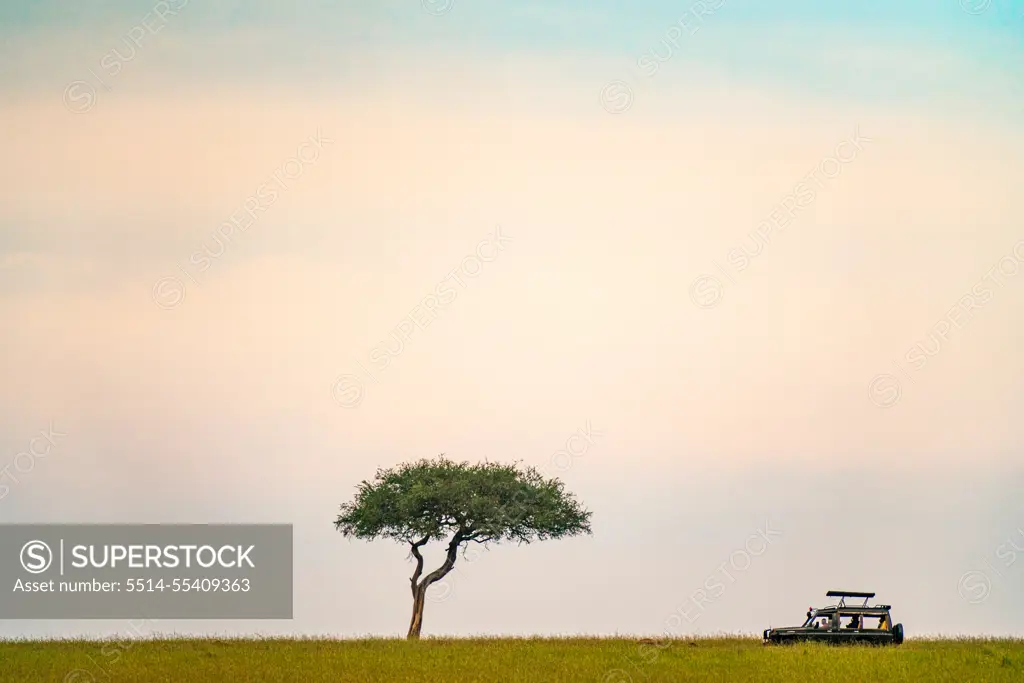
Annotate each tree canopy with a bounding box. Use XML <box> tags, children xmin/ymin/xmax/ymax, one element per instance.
<box><xmin>334</xmin><ymin>455</ymin><xmax>592</xmax><ymax>638</ymax></box>
<box><xmin>335</xmin><ymin>455</ymin><xmax>592</xmax><ymax>545</ymax></box>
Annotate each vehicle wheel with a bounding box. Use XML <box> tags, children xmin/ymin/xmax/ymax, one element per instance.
<box><xmin>893</xmin><ymin>623</ymin><xmax>904</xmax><ymax>645</ymax></box>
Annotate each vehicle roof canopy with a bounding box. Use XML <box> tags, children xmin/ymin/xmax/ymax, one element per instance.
<box><xmin>826</xmin><ymin>590</ymin><xmax>875</xmax><ymax>598</ymax></box>
<box><xmin>813</xmin><ymin>606</ymin><xmax>891</xmax><ymax>615</ymax></box>
<box><xmin>823</xmin><ymin>590</ymin><xmax>882</xmax><ymax>608</ymax></box>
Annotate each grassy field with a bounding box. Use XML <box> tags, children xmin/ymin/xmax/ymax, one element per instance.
<box><xmin>1</xmin><ymin>637</ymin><xmax>1022</xmax><ymax>682</ymax></box>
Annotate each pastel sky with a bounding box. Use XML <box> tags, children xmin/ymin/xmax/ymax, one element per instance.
<box><xmin>2</xmin><ymin>0</ymin><xmax>1024</xmax><ymax>640</ymax></box>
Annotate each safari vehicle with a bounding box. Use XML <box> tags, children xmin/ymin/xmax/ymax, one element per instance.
<box><xmin>763</xmin><ymin>590</ymin><xmax>904</xmax><ymax>645</ymax></box>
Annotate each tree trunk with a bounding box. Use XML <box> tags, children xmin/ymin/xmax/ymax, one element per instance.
<box><xmin>405</xmin><ymin>531</ymin><xmax>465</xmax><ymax>640</ymax></box>
<box><xmin>407</xmin><ymin>584</ymin><xmax>427</xmax><ymax>640</ymax></box>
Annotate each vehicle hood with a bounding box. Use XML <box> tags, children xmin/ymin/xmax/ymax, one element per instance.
<box><xmin>763</xmin><ymin>626</ymin><xmax>812</xmax><ymax>636</ymax></box>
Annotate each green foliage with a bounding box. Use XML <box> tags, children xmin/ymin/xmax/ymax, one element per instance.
<box><xmin>334</xmin><ymin>455</ymin><xmax>592</xmax><ymax>546</ymax></box>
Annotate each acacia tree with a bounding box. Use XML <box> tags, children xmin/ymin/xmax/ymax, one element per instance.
<box><xmin>334</xmin><ymin>455</ymin><xmax>592</xmax><ymax>639</ymax></box>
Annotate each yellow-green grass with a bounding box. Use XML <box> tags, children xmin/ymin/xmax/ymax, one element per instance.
<box><xmin>2</xmin><ymin>636</ymin><xmax>1022</xmax><ymax>682</ymax></box>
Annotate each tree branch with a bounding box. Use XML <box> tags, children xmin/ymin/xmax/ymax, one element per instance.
<box><xmin>464</xmin><ymin>530</ymin><xmax>498</xmax><ymax>544</ymax></box>
<box><xmin>420</xmin><ymin>530</ymin><xmax>466</xmax><ymax>588</ymax></box>
<box><xmin>409</xmin><ymin>535</ymin><xmax>430</xmax><ymax>595</ymax></box>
